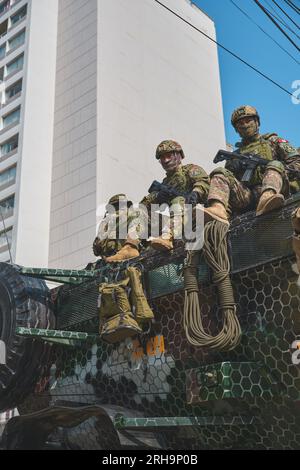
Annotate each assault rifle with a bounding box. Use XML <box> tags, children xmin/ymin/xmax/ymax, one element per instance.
<box><xmin>214</xmin><ymin>149</ymin><xmax>300</xmax><ymax>184</ymax></box>
<box><xmin>148</xmin><ymin>180</ymin><xmax>188</xmax><ymax>199</ymax></box>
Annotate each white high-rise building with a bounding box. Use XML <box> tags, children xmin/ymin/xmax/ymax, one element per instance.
<box><xmin>49</xmin><ymin>0</ymin><xmax>225</xmax><ymax>269</ymax></box>
<box><xmin>0</xmin><ymin>0</ymin><xmax>58</xmax><ymax>267</ymax></box>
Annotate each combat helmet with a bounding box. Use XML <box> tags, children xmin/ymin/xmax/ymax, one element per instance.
<box><xmin>106</xmin><ymin>194</ymin><xmax>132</xmax><ymax>210</ymax></box>
<box><xmin>155</xmin><ymin>140</ymin><xmax>185</xmax><ymax>159</ymax></box>
<box><xmin>231</xmin><ymin>105</ymin><xmax>260</xmax><ymax>127</ymax></box>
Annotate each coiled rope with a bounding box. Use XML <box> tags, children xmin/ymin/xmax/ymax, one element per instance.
<box><xmin>183</xmin><ymin>221</ymin><xmax>241</xmax><ymax>351</ymax></box>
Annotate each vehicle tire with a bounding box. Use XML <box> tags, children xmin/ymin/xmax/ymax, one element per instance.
<box><xmin>0</xmin><ymin>262</ymin><xmax>55</xmax><ymax>411</ymax></box>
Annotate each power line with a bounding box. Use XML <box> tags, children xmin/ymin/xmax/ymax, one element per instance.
<box><xmin>264</xmin><ymin>0</ymin><xmax>300</xmax><ymax>39</ymax></box>
<box><xmin>253</xmin><ymin>0</ymin><xmax>300</xmax><ymax>51</ymax></box>
<box><xmin>229</xmin><ymin>0</ymin><xmax>300</xmax><ymax>65</ymax></box>
<box><xmin>283</xmin><ymin>0</ymin><xmax>300</xmax><ymax>15</ymax></box>
<box><xmin>153</xmin><ymin>0</ymin><xmax>299</xmax><ymax>102</ymax></box>
<box><xmin>271</xmin><ymin>0</ymin><xmax>300</xmax><ymax>29</ymax></box>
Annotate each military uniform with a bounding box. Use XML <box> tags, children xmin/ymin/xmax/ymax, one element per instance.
<box><xmin>106</xmin><ymin>140</ymin><xmax>209</xmax><ymax>261</ymax></box>
<box><xmin>137</xmin><ymin>163</ymin><xmax>209</xmax><ymax>239</ymax></box>
<box><xmin>210</xmin><ymin>133</ymin><xmax>300</xmax><ymax>215</ymax></box>
<box><xmin>93</xmin><ymin>194</ymin><xmax>134</xmax><ymax>258</ymax></box>
<box><xmin>203</xmin><ymin>106</ymin><xmax>300</xmax><ymax>222</ymax></box>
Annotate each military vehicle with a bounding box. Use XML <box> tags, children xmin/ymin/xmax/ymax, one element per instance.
<box><xmin>1</xmin><ymin>194</ymin><xmax>300</xmax><ymax>450</ymax></box>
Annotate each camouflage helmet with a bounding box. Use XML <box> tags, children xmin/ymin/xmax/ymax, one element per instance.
<box><xmin>231</xmin><ymin>105</ymin><xmax>260</xmax><ymax>127</ymax></box>
<box><xmin>155</xmin><ymin>140</ymin><xmax>185</xmax><ymax>159</ymax></box>
<box><xmin>106</xmin><ymin>194</ymin><xmax>132</xmax><ymax>209</ymax></box>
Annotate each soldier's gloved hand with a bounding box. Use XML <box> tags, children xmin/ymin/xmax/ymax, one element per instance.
<box><xmin>93</xmin><ymin>237</ymin><xmax>101</xmax><ymax>256</ymax></box>
<box><xmin>226</xmin><ymin>158</ymin><xmax>242</xmax><ymax>173</ymax></box>
<box><xmin>157</xmin><ymin>189</ymin><xmax>170</xmax><ymax>204</ymax></box>
<box><xmin>185</xmin><ymin>191</ymin><xmax>199</xmax><ymax>205</ymax></box>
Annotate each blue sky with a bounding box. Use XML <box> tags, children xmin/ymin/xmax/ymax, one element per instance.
<box><xmin>194</xmin><ymin>0</ymin><xmax>300</xmax><ymax>147</ymax></box>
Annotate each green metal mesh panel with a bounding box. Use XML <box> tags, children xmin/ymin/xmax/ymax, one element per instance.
<box><xmin>57</xmin><ymin>279</ymin><xmax>99</xmax><ymax>330</ymax></box>
<box><xmin>147</xmin><ymin>259</ymin><xmax>210</xmax><ymax>299</ymax></box>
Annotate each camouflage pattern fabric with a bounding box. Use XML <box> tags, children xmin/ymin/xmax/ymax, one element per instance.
<box><xmin>233</xmin><ymin>133</ymin><xmax>300</xmax><ymax>190</ymax></box>
<box><xmin>208</xmin><ymin>133</ymin><xmax>300</xmax><ymax>216</ymax></box>
<box><xmin>155</xmin><ymin>140</ymin><xmax>185</xmax><ymax>159</ymax></box>
<box><xmin>142</xmin><ymin>164</ymin><xmax>209</xmax><ymax>207</ymax></box>
<box><xmin>139</xmin><ymin>164</ymin><xmax>209</xmax><ymax>239</ymax></box>
<box><xmin>208</xmin><ymin>167</ymin><xmax>283</xmax><ymax>216</ymax></box>
<box><xmin>231</xmin><ymin>105</ymin><xmax>260</xmax><ymax>126</ymax></box>
<box><xmin>93</xmin><ymin>207</ymin><xmax>137</xmax><ymax>257</ymax></box>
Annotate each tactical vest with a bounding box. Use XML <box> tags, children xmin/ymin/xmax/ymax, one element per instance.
<box><xmin>94</xmin><ymin>209</ymin><xmax>130</xmax><ymax>257</ymax></box>
<box><xmin>163</xmin><ymin>165</ymin><xmax>192</xmax><ymax>192</ymax></box>
<box><xmin>237</xmin><ymin>134</ymin><xmax>274</xmax><ymax>186</ymax></box>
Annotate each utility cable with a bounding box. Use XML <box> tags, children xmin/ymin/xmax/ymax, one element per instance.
<box><xmin>271</xmin><ymin>0</ymin><xmax>300</xmax><ymax>29</ymax></box>
<box><xmin>264</xmin><ymin>0</ymin><xmax>300</xmax><ymax>39</ymax></box>
<box><xmin>253</xmin><ymin>0</ymin><xmax>300</xmax><ymax>51</ymax></box>
<box><xmin>229</xmin><ymin>0</ymin><xmax>300</xmax><ymax>64</ymax></box>
<box><xmin>283</xmin><ymin>0</ymin><xmax>300</xmax><ymax>15</ymax></box>
<box><xmin>153</xmin><ymin>0</ymin><xmax>300</xmax><ymax>102</ymax></box>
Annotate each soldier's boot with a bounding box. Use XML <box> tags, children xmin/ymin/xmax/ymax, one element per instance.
<box><xmin>200</xmin><ymin>201</ymin><xmax>229</xmax><ymax>225</ymax></box>
<box><xmin>105</xmin><ymin>244</ymin><xmax>139</xmax><ymax>263</ymax></box>
<box><xmin>150</xmin><ymin>233</ymin><xmax>174</xmax><ymax>251</ymax></box>
<box><xmin>256</xmin><ymin>190</ymin><xmax>284</xmax><ymax>216</ymax></box>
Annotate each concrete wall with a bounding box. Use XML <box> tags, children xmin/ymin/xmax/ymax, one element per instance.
<box><xmin>49</xmin><ymin>0</ymin><xmax>225</xmax><ymax>269</ymax></box>
<box><xmin>49</xmin><ymin>0</ymin><xmax>97</xmax><ymax>269</ymax></box>
<box><xmin>14</xmin><ymin>0</ymin><xmax>58</xmax><ymax>267</ymax></box>
<box><xmin>97</xmin><ymin>0</ymin><xmax>225</xmax><ymax>208</ymax></box>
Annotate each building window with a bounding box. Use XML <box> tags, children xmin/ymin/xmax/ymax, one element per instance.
<box><xmin>5</xmin><ymin>78</ymin><xmax>21</xmax><ymax>101</ymax></box>
<box><xmin>0</xmin><ymin>194</ymin><xmax>14</xmax><ymax>219</ymax></box>
<box><xmin>0</xmin><ymin>165</ymin><xmax>16</xmax><ymax>190</ymax></box>
<box><xmin>8</xmin><ymin>29</ymin><xmax>25</xmax><ymax>51</ymax></box>
<box><xmin>1</xmin><ymin>134</ymin><xmax>18</xmax><ymax>155</ymax></box>
<box><xmin>10</xmin><ymin>5</ymin><xmax>27</xmax><ymax>26</ymax></box>
<box><xmin>0</xmin><ymin>2</ymin><xmax>9</xmax><ymax>17</ymax></box>
<box><xmin>0</xmin><ymin>226</ymin><xmax>12</xmax><ymax>250</ymax></box>
<box><xmin>0</xmin><ymin>43</ymin><xmax>5</xmax><ymax>59</ymax></box>
<box><xmin>6</xmin><ymin>53</ymin><xmax>23</xmax><ymax>75</ymax></box>
<box><xmin>0</xmin><ymin>19</ymin><xmax>7</xmax><ymax>38</ymax></box>
<box><xmin>2</xmin><ymin>106</ymin><xmax>20</xmax><ymax>128</ymax></box>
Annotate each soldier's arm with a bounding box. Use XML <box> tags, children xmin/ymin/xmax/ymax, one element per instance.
<box><xmin>269</xmin><ymin>135</ymin><xmax>300</xmax><ymax>170</ymax></box>
<box><xmin>188</xmin><ymin>164</ymin><xmax>210</xmax><ymax>203</ymax></box>
<box><xmin>140</xmin><ymin>192</ymin><xmax>158</xmax><ymax>211</ymax></box>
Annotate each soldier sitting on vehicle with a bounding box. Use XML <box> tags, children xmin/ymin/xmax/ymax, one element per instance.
<box><xmin>93</xmin><ymin>194</ymin><xmax>135</xmax><ymax>259</ymax></box>
<box><xmin>199</xmin><ymin>105</ymin><xmax>300</xmax><ymax>225</ymax></box>
<box><xmin>105</xmin><ymin>140</ymin><xmax>210</xmax><ymax>263</ymax></box>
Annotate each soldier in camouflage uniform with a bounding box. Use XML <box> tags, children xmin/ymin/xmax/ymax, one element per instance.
<box><xmin>106</xmin><ymin>140</ymin><xmax>209</xmax><ymax>262</ymax></box>
<box><xmin>93</xmin><ymin>194</ymin><xmax>134</xmax><ymax>258</ymax></box>
<box><xmin>200</xmin><ymin>105</ymin><xmax>300</xmax><ymax>224</ymax></box>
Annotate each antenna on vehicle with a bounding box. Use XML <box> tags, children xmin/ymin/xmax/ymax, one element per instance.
<box><xmin>0</xmin><ymin>204</ymin><xmax>12</xmax><ymax>263</ymax></box>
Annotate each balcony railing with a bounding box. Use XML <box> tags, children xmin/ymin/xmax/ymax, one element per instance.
<box><xmin>0</xmin><ymin>176</ymin><xmax>15</xmax><ymax>191</ymax></box>
<box><xmin>0</xmin><ymin>0</ymin><xmax>22</xmax><ymax>19</ymax></box>
<box><xmin>0</xmin><ymin>206</ymin><xmax>13</xmax><ymax>219</ymax></box>
<box><xmin>0</xmin><ymin>89</ymin><xmax>21</xmax><ymax>107</ymax></box>
<box><xmin>0</xmin><ymin>118</ymin><xmax>19</xmax><ymax>135</ymax></box>
<box><xmin>0</xmin><ymin>146</ymin><xmax>17</xmax><ymax>162</ymax></box>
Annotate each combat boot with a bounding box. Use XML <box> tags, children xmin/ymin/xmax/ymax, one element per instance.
<box><xmin>199</xmin><ymin>202</ymin><xmax>229</xmax><ymax>225</ymax></box>
<box><xmin>150</xmin><ymin>234</ymin><xmax>173</xmax><ymax>251</ymax></box>
<box><xmin>105</xmin><ymin>244</ymin><xmax>139</xmax><ymax>263</ymax></box>
<box><xmin>256</xmin><ymin>190</ymin><xmax>284</xmax><ymax>216</ymax></box>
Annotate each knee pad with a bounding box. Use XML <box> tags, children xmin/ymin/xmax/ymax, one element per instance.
<box><xmin>266</xmin><ymin>160</ymin><xmax>285</xmax><ymax>175</ymax></box>
<box><xmin>210</xmin><ymin>167</ymin><xmax>234</xmax><ymax>179</ymax></box>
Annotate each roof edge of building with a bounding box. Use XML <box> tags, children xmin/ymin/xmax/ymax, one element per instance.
<box><xmin>185</xmin><ymin>0</ymin><xmax>215</xmax><ymax>24</ymax></box>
